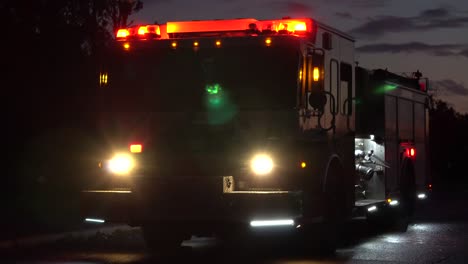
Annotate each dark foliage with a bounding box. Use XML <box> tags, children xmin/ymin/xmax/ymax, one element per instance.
<box><xmin>429</xmin><ymin>99</ymin><xmax>468</xmax><ymax>190</ymax></box>
<box><xmin>3</xmin><ymin>0</ymin><xmax>143</xmax><ymax>239</ymax></box>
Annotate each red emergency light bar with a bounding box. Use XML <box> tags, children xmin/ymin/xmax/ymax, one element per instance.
<box><xmin>166</xmin><ymin>18</ymin><xmax>258</xmax><ymax>34</ymax></box>
<box><xmin>115</xmin><ymin>17</ymin><xmax>314</xmax><ymax>40</ymax></box>
<box><xmin>116</xmin><ymin>25</ymin><xmax>161</xmax><ymax>40</ymax></box>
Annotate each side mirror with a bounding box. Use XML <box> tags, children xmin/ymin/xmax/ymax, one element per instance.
<box><xmin>308</xmin><ymin>91</ymin><xmax>327</xmax><ymax>112</ymax></box>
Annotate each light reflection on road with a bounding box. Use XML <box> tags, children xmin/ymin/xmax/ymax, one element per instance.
<box><xmin>6</xmin><ymin>219</ymin><xmax>468</xmax><ymax>263</ymax></box>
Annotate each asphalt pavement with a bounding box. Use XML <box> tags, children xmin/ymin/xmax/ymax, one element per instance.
<box><xmin>2</xmin><ymin>190</ymin><xmax>468</xmax><ymax>264</ymax></box>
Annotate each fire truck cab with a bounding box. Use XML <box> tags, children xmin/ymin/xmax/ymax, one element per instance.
<box><xmin>82</xmin><ymin>17</ymin><xmax>430</xmax><ymax>253</ymax></box>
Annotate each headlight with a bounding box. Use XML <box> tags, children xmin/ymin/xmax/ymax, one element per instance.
<box><xmin>250</xmin><ymin>154</ymin><xmax>274</xmax><ymax>176</ymax></box>
<box><xmin>108</xmin><ymin>153</ymin><xmax>135</xmax><ymax>175</ymax></box>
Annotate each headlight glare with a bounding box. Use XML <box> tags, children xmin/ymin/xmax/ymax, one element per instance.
<box><xmin>108</xmin><ymin>153</ymin><xmax>134</xmax><ymax>175</ymax></box>
<box><xmin>251</xmin><ymin>154</ymin><xmax>273</xmax><ymax>175</ymax></box>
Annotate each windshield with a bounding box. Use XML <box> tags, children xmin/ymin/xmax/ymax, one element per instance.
<box><xmin>101</xmin><ymin>40</ymin><xmax>301</xmax><ymax>112</ymax></box>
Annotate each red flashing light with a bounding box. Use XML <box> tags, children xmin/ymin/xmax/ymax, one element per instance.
<box><xmin>116</xmin><ymin>25</ymin><xmax>161</xmax><ymax>40</ymax></box>
<box><xmin>167</xmin><ymin>19</ymin><xmax>258</xmax><ymax>34</ymax></box>
<box><xmin>130</xmin><ymin>144</ymin><xmax>143</xmax><ymax>153</ymax></box>
<box><xmin>271</xmin><ymin>20</ymin><xmax>310</xmax><ymax>34</ymax></box>
<box><xmin>114</xmin><ymin>18</ymin><xmax>314</xmax><ymax>41</ymax></box>
<box><xmin>419</xmin><ymin>80</ymin><xmax>427</xmax><ymax>92</ymax></box>
<box><xmin>166</xmin><ymin>18</ymin><xmax>312</xmax><ymax>36</ymax></box>
<box><xmin>294</xmin><ymin>22</ymin><xmax>307</xmax><ymax>31</ymax></box>
<box><xmin>405</xmin><ymin>147</ymin><xmax>416</xmax><ymax>158</ymax></box>
<box><xmin>138</xmin><ymin>26</ymin><xmax>148</xmax><ymax>35</ymax></box>
<box><xmin>116</xmin><ymin>29</ymin><xmax>130</xmax><ymax>38</ymax></box>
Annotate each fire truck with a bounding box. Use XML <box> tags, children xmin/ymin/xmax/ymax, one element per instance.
<box><xmin>82</xmin><ymin>17</ymin><xmax>431</xmax><ymax>253</ymax></box>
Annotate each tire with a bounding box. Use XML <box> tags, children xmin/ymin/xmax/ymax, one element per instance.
<box><xmin>400</xmin><ymin>159</ymin><xmax>416</xmax><ymax>217</ymax></box>
<box><xmin>397</xmin><ymin>159</ymin><xmax>415</xmax><ymax>231</ymax></box>
<box><xmin>299</xmin><ymin>161</ymin><xmax>345</xmax><ymax>255</ymax></box>
<box><xmin>367</xmin><ymin>160</ymin><xmax>414</xmax><ymax>233</ymax></box>
<box><xmin>141</xmin><ymin>225</ymin><xmax>188</xmax><ymax>256</ymax></box>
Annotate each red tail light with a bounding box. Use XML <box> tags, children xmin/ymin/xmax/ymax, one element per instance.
<box><xmin>130</xmin><ymin>144</ymin><xmax>143</xmax><ymax>153</ymax></box>
<box><xmin>405</xmin><ymin>147</ymin><xmax>416</xmax><ymax>158</ymax></box>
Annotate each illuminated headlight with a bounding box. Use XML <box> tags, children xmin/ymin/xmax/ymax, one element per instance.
<box><xmin>250</xmin><ymin>154</ymin><xmax>274</xmax><ymax>176</ymax></box>
<box><xmin>107</xmin><ymin>153</ymin><xmax>135</xmax><ymax>175</ymax></box>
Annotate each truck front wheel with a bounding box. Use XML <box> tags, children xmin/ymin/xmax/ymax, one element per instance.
<box><xmin>299</xmin><ymin>161</ymin><xmax>345</xmax><ymax>255</ymax></box>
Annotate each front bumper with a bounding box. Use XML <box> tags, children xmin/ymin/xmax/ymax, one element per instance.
<box><xmin>80</xmin><ymin>188</ymin><xmax>304</xmax><ymax>226</ymax></box>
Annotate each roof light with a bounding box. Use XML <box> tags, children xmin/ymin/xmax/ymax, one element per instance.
<box><xmin>130</xmin><ymin>144</ymin><xmax>142</xmax><ymax>153</ymax></box>
<box><xmin>294</xmin><ymin>22</ymin><xmax>307</xmax><ymax>31</ymax></box>
<box><xmin>116</xmin><ymin>29</ymin><xmax>129</xmax><ymax>38</ymax></box>
<box><xmin>167</xmin><ymin>19</ymin><xmax>258</xmax><ymax>34</ymax></box>
<box><xmin>272</xmin><ymin>20</ymin><xmax>310</xmax><ymax>34</ymax></box>
<box><xmin>138</xmin><ymin>26</ymin><xmax>148</xmax><ymax>35</ymax></box>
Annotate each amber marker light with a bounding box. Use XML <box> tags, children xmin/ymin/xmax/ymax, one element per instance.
<box><xmin>301</xmin><ymin>162</ymin><xmax>307</xmax><ymax>169</ymax></box>
<box><xmin>215</xmin><ymin>40</ymin><xmax>221</xmax><ymax>47</ymax></box>
<box><xmin>193</xmin><ymin>41</ymin><xmax>199</xmax><ymax>47</ymax></box>
<box><xmin>265</xmin><ymin>38</ymin><xmax>272</xmax><ymax>45</ymax></box>
<box><xmin>171</xmin><ymin>42</ymin><xmax>177</xmax><ymax>48</ymax></box>
<box><xmin>313</xmin><ymin>67</ymin><xmax>320</xmax><ymax>81</ymax></box>
<box><xmin>130</xmin><ymin>144</ymin><xmax>142</xmax><ymax>153</ymax></box>
<box><xmin>123</xmin><ymin>43</ymin><xmax>130</xmax><ymax>50</ymax></box>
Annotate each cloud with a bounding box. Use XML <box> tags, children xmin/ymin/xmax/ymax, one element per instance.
<box><xmin>350</xmin><ymin>7</ymin><xmax>468</xmax><ymax>39</ymax></box>
<box><xmin>420</xmin><ymin>7</ymin><xmax>450</xmax><ymax>18</ymax></box>
<box><xmin>272</xmin><ymin>1</ymin><xmax>314</xmax><ymax>16</ymax></box>
<box><xmin>349</xmin><ymin>0</ymin><xmax>388</xmax><ymax>8</ymax></box>
<box><xmin>315</xmin><ymin>0</ymin><xmax>389</xmax><ymax>9</ymax></box>
<box><xmin>335</xmin><ymin>12</ymin><xmax>352</xmax><ymax>19</ymax></box>
<box><xmin>432</xmin><ymin>79</ymin><xmax>468</xmax><ymax>96</ymax></box>
<box><xmin>356</xmin><ymin>42</ymin><xmax>468</xmax><ymax>57</ymax></box>
<box><xmin>460</xmin><ymin>49</ymin><xmax>468</xmax><ymax>58</ymax></box>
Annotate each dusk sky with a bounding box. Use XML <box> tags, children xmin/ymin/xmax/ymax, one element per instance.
<box><xmin>131</xmin><ymin>0</ymin><xmax>468</xmax><ymax>113</ymax></box>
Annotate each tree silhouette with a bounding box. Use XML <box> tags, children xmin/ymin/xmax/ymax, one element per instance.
<box><xmin>430</xmin><ymin>99</ymin><xmax>468</xmax><ymax>189</ymax></box>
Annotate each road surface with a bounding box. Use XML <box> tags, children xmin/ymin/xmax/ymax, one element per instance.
<box><xmin>2</xmin><ymin>191</ymin><xmax>468</xmax><ymax>264</ymax></box>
